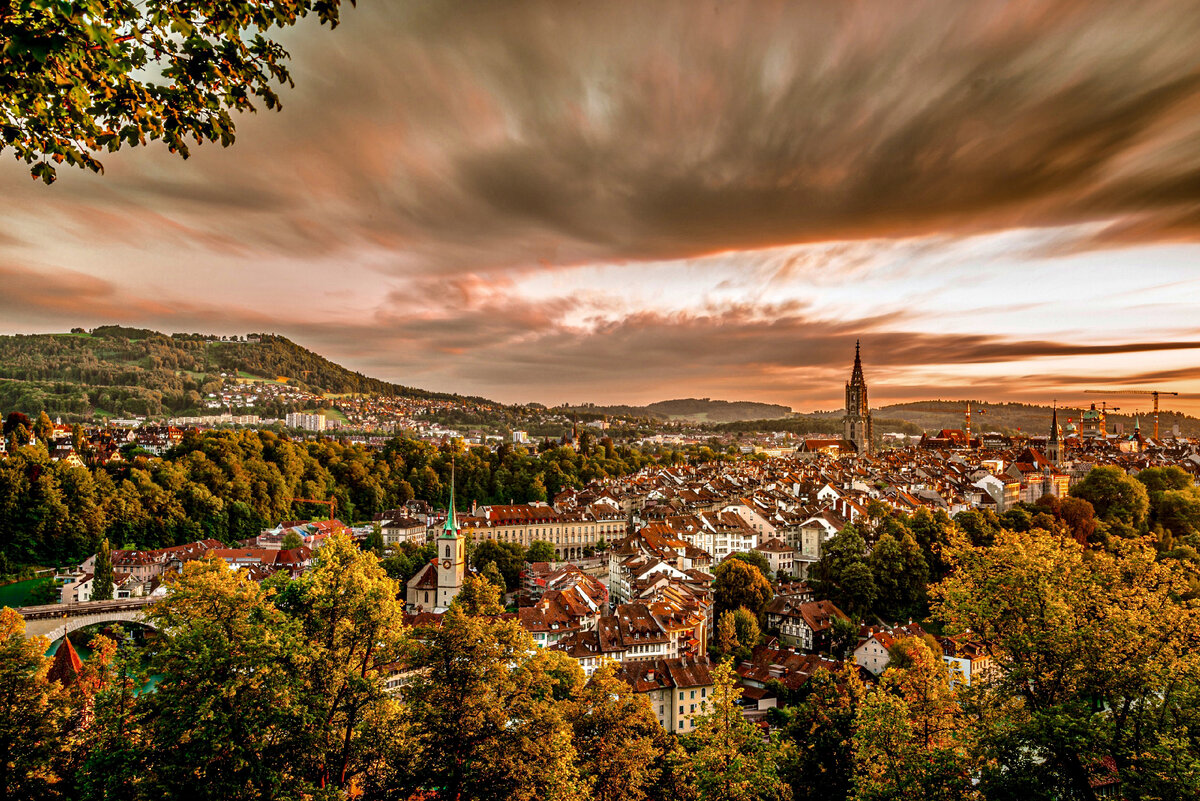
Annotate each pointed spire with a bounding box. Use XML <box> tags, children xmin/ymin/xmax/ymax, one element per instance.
<box><xmin>47</xmin><ymin>636</ymin><xmax>83</xmax><ymax>686</ymax></box>
<box><xmin>442</xmin><ymin>457</ymin><xmax>458</xmax><ymax>535</ymax></box>
<box><xmin>849</xmin><ymin>339</ymin><xmax>865</xmax><ymax>385</ymax></box>
<box><xmin>1050</xmin><ymin>403</ymin><xmax>1059</xmax><ymax>443</ymax></box>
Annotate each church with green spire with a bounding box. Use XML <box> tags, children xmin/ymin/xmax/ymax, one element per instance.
<box><xmin>405</xmin><ymin>469</ymin><xmax>467</xmax><ymax>612</ymax></box>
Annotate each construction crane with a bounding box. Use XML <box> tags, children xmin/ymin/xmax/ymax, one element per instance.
<box><xmin>1085</xmin><ymin>389</ymin><xmax>1178</xmax><ymax>439</ymax></box>
<box><xmin>287</xmin><ymin>497</ymin><xmax>337</xmax><ymax>519</ymax></box>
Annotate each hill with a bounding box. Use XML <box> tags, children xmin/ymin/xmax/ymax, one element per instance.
<box><xmin>702</xmin><ymin>399</ymin><xmax>1200</xmax><ymax>438</ymax></box>
<box><xmin>561</xmin><ymin>397</ymin><xmax>793</xmax><ymax>423</ymax></box>
<box><xmin>874</xmin><ymin>400</ymin><xmax>1200</xmax><ymax>437</ymax></box>
<box><xmin>0</xmin><ymin>327</ymin><xmax>492</xmax><ymax>420</ymax></box>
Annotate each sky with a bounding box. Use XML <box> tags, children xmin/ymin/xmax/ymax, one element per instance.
<box><xmin>4</xmin><ymin>0</ymin><xmax>1200</xmax><ymax>412</ymax></box>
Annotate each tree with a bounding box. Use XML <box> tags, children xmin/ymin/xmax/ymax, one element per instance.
<box><xmin>716</xmin><ymin>607</ymin><xmax>761</xmax><ymax>660</ymax></box>
<box><xmin>399</xmin><ymin>605</ymin><xmax>585</xmax><ymax>801</ymax></box>
<box><xmin>684</xmin><ymin>659</ymin><xmax>789</xmax><ymax>801</ymax></box>
<box><xmin>726</xmin><ymin>550</ymin><xmax>773</xmax><ymax>580</ymax></box>
<box><xmin>481</xmin><ymin>561</ymin><xmax>506</xmax><ymax>595</ymax></box>
<box><xmin>839</xmin><ymin>561</ymin><xmax>877</xmax><ymax>617</ymax></box>
<box><xmin>0</xmin><ymin>608</ymin><xmax>68</xmax><ymax>799</ymax></box>
<box><xmin>778</xmin><ymin>666</ymin><xmax>858</xmax><ymax>801</ymax></box>
<box><xmin>34</xmin><ymin>411</ymin><xmax>54</xmax><ymax>441</ymax></box>
<box><xmin>281</xmin><ymin>530</ymin><xmax>304</xmax><ymax>550</ymax></box>
<box><xmin>528</xmin><ymin>539</ymin><xmax>557</xmax><ymax>563</ymax></box>
<box><xmin>934</xmin><ymin>527</ymin><xmax>1200</xmax><ymax>800</ymax></box>
<box><xmin>814</xmin><ymin>525</ymin><xmax>876</xmax><ymax>613</ymax></box>
<box><xmin>896</xmin><ymin>533</ymin><xmax>929</xmax><ymax>617</ymax></box>
<box><xmin>568</xmin><ymin>661</ymin><xmax>667</xmax><ymax>801</ymax></box>
<box><xmin>289</xmin><ymin>532</ymin><xmax>409</xmax><ymax>792</ymax></box>
<box><xmin>717</xmin><ymin>611</ymin><xmax>739</xmax><ymax>656</ymax></box>
<box><xmin>712</xmin><ymin>559</ymin><xmax>773</xmax><ymax>619</ymax></box>
<box><xmin>1156</xmin><ymin>486</ymin><xmax>1200</xmax><ymax>546</ymax></box>
<box><xmin>365</xmin><ymin>523</ymin><xmax>384</xmax><ymax>556</ymax></box>
<box><xmin>851</xmin><ymin>637</ymin><xmax>976</xmax><ymax>801</ymax></box>
<box><xmin>471</xmin><ymin>540</ymin><xmax>527</xmax><ymax>590</ymax></box>
<box><xmin>73</xmin><ymin>631</ymin><xmax>150</xmax><ymax>801</ymax></box>
<box><xmin>869</xmin><ymin>533</ymin><xmax>905</xmax><ymax>618</ymax></box>
<box><xmin>731</xmin><ymin>608</ymin><xmax>761</xmax><ymax>655</ymax></box>
<box><xmin>92</xmin><ymin>537</ymin><xmax>114</xmax><ymax>601</ymax></box>
<box><xmin>1134</xmin><ymin>465</ymin><xmax>1192</xmax><ymax>501</ymax></box>
<box><xmin>453</xmin><ymin>573</ymin><xmax>506</xmax><ymax>616</ymax></box>
<box><xmin>1069</xmin><ymin>466</ymin><xmax>1150</xmax><ymax>536</ymax></box>
<box><xmin>2</xmin><ymin>0</ymin><xmax>355</xmax><ymax>183</ymax></box>
<box><xmin>140</xmin><ymin>558</ymin><xmax>314</xmax><ymax>800</ymax></box>
<box><xmin>28</xmin><ymin>577</ymin><xmax>59</xmax><ymax>605</ymax></box>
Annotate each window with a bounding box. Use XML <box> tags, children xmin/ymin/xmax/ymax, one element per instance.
<box><xmin>690</xmin><ymin>690</ymin><xmax>695</xmax><ymax>699</ymax></box>
<box><xmin>445</xmin><ymin>545</ymin><xmax>451</xmax><ymax>557</ymax></box>
<box><xmin>679</xmin><ymin>692</ymin><xmax>684</xmax><ymax>700</ymax></box>
<box><xmin>678</xmin><ymin>721</ymin><xmax>684</xmax><ymax>730</ymax></box>
<box><xmin>679</xmin><ymin>706</ymin><xmax>684</xmax><ymax>715</ymax></box>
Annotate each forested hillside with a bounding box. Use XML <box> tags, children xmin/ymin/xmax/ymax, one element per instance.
<box><xmin>0</xmin><ymin>430</ymin><xmax>679</xmax><ymax>568</ymax></box>
<box><xmin>561</xmin><ymin>397</ymin><xmax>794</xmax><ymax>423</ymax></box>
<box><xmin>0</xmin><ymin>327</ymin><xmax>488</xmax><ymax>419</ymax></box>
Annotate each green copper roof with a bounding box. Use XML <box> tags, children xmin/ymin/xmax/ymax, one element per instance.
<box><xmin>440</xmin><ymin>462</ymin><xmax>458</xmax><ymax>537</ymax></box>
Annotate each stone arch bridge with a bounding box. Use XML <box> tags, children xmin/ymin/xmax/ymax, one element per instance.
<box><xmin>15</xmin><ymin>597</ymin><xmax>159</xmax><ymax>642</ymax></box>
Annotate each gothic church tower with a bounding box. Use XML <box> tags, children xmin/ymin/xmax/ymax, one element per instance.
<box><xmin>843</xmin><ymin>340</ymin><xmax>873</xmax><ymax>455</ymax></box>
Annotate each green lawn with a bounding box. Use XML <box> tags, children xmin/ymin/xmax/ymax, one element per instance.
<box><xmin>320</xmin><ymin>408</ymin><xmax>349</xmax><ymax>424</ymax></box>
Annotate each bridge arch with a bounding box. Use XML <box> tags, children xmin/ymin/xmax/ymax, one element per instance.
<box><xmin>16</xmin><ymin>597</ymin><xmax>159</xmax><ymax>641</ymax></box>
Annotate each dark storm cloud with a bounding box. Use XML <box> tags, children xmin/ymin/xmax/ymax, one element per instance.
<box><xmin>282</xmin><ymin>0</ymin><xmax>1200</xmax><ymax>264</ymax></box>
<box><xmin>10</xmin><ymin>0</ymin><xmax>1200</xmax><ymax>268</ymax></box>
<box><xmin>5</xmin><ymin>1</ymin><xmax>1200</xmax><ymax>408</ymax></box>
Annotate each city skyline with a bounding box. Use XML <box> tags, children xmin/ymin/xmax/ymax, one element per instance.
<box><xmin>4</xmin><ymin>0</ymin><xmax>1200</xmax><ymax>412</ymax></box>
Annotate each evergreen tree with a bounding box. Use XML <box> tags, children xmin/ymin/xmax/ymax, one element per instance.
<box><xmin>92</xmin><ymin>538</ymin><xmax>114</xmax><ymax>601</ymax></box>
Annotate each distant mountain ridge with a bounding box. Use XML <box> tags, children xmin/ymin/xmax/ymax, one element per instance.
<box><xmin>560</xmin><ymin>397</ymin><xmax>794</xmax><ymax>423</ymax></box>
<box><xmin>0</xmin><ymin>326</ymin><xmax>493</xmax><ymax>420</ymax></box>
<box><xmin>874</xmin><ymin>400</ymin><xmax>1200</xmax><ymax>438</ymax></box>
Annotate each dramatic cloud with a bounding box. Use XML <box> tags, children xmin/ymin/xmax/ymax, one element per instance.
<box><xmin>3</xmin><ymin>0</ymin><xmax>1200</xmax><ymax>408</ymax></box>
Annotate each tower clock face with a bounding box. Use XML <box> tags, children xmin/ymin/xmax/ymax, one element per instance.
<box><xmin>442</xmin><ymin>558</ymin><xmax>451</xmax><ymax>569</ymax></box>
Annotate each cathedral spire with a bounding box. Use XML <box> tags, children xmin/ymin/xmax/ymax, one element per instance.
<box><xmin>1047</xmin><ymin>402</ymin><xmax>1061</xmax><ymax>465</ymax></box>
<box><xmin>843</xmin><ymin>340</ymin><xmax>872</xmax><ymax>456</ymax></box>
<box><xmin>851</xmin><ymin>339</ymin><xmax>864</xmax><ymax>384</ymax></box>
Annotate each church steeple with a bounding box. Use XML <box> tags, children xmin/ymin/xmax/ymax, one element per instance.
<box><xmin>436</xmin><ymin>458</ymin><xmax>465</xmax><ymax>609</ymax></box>
<box><xmin>843</xmin><ymin>340</ymin><xmax>873</xmax><ymax>456</ymax></box>
<box><xmin>850</xmin><ymin>339</ymin><xmax>865</xmax><ymax>385</ymax></box>
<box><xmin>1048</xmin><ymin>403</ymin><xmax>1061</xmax><ymax>465</ymax></box>
<box><xmin>442</xmin><ymin>459</ymin><xmax>459</xmax><ymax>536</ymax></box>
